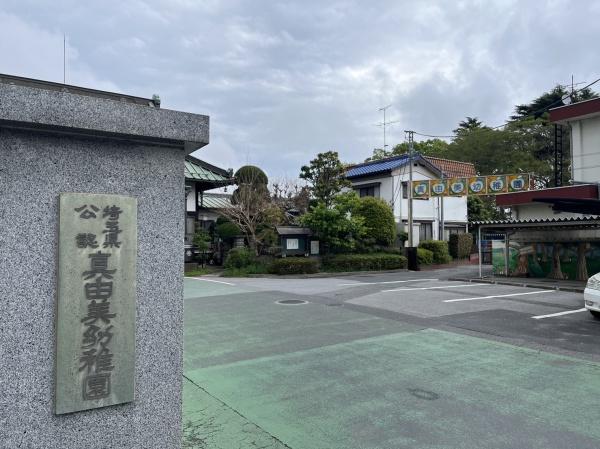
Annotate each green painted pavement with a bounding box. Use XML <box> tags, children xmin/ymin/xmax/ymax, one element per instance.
<box><xmin>183</xmin><ymin>278</ymin><xmax>600</xmax><ymax>448</ymax></box>
<box><xmin>183</xmin><ymin>377</ymin><xmax>289</xmax><ymax>449</ymax></box>
<box><xmin>184</xmin><ymin>290</ymin><xmax>421</xmax><ymax>370</ymax></box>
<box><xmin>187</xmin><ymin>329</ymin><xmax>600</xmax><ymax>449</ymax></box>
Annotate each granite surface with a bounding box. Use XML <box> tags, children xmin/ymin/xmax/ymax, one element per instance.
<box><xmin>0</xmin><ymin>128</ymin><xmax>185</xmax><ymax>448</ymax></box>
<box><xmin>0</xmin><ymin>82</ymin><xmax>209</xmax><ymax>153</ymax></box>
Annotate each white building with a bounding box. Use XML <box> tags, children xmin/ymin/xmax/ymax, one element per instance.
<box><xmin>346</xmin><ymin>154</ymin><xmax>475</xmax><ymax>245</ymax></box>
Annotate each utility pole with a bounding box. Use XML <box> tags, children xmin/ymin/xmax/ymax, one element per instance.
<box><xmin>377</xmin><ymin>105</ymin><xmax>400</xmax><ymax>152</ymax></box>
<box><xmin>405</xmin><ymin>130</ymin><xmax>415</xmax><ymax>247</ymax></box>
<box><xmin>439</xmin><ymin>172</ymin><xmax>445</xmax><ymax>241</ymax></box>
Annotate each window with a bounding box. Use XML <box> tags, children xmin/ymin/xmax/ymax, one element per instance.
<box><xmin>402</xmin><ymin>182</ymin><xmax>408</xmax><ymax>199</ymax></box>
<box><xmin>359</xmin><ymin>186</ymin><xmax>374</xmax><ymax>197</ymax></box>
<box><xmin>286</xmin><ymin>238</ymin><xmax>299</xmax><ymax>250</ymax></box>
<box><xmin>419</xmin><ymin>223</ymin><xmax>433</xmax><ymax>242</ymax></box>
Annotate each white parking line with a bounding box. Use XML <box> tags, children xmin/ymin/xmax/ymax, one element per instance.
<box><xmin>382</xmin><ymin>284</ymin><xmax>488</xmax><ymax>292</ymax></box>
<box><xmin>338</xmin><ymin>278</ymin><xmax>438</xmax><ymax>286</ymax></box>
<box><xmin>444</xmin><ymin>290</ymin><xmax>551</xmax><ymax>303</ymax></box>
<box><xmin>532</xmin><ymin>308</ymin><xmax>587</xmax><ymax>319</ymax></box>
<box><xmin>184</xmin><ymin>277</ymin><xmax>235</xmax><ymax>286</ymax></box>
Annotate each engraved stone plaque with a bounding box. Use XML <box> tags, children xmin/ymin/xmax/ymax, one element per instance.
<box><xmin>55</xmin><ymin>193</ymin><xmax>137</xmax><ymax>414</ymax></box>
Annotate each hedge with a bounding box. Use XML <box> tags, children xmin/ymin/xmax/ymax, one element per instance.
<box><xmin>269</xmin><ymin>258</ymin><xmax>319</xmax><ymax>275</ymax></box>
<box><xmin>449</xmin><ymin>233</ymin><xmax>474</xmax><ymax>259</ymax></box>
<box><xmin>418</xmin><ymin>240</ymin><xmax>452</xmax><ymax>264</ymax></box>
<box><xmin>224</xmin><ymin>247</ymin><xmax>255</xmax><ymax>269</ymax></box>
<box><xmin>417</xmin><ymin>247</ymin><xmax>434</xmax><ymax>265</ymax></box>
<box><xmin>324</xmin><ymin>253</ymin><xmax>407</xmax><ymax>272</ymax></box>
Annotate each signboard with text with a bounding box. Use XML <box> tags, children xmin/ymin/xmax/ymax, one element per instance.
<box><xmin>412</xmin><ymin>174</ymin><xmax>529</xmax><ymax>198</ymax></box>
<box><xmin>55</xmin><ymin>193</ymin><xmax>137</xmax><ymax>415</ymax></box>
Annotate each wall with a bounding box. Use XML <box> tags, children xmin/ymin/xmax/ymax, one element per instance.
<box><xmin>570</xmin><ymin>115</ymin><xmax>600</xmax><ymax>183</ymax></box>
<box><xmin>0</xmin><ymin>130</ymin><xmax>185</xmax><ymax>448</ymax></box>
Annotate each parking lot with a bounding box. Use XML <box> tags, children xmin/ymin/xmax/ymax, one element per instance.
<box><xmin>183</xmin><ymin>269</ymin><xmax>600</xmax><ymax>449</ymax></box>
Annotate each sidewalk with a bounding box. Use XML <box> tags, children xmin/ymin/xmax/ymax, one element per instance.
<box><xmin>449</xmin><ymin>275</ymin><xmax>587</xmax><ymax>293</ymax></box>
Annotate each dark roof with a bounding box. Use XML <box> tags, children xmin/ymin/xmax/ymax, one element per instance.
<box><xmin>276</xmin><ymin>226</ymin><xmax>312</xmax><ymax>235</ymax></box>
<box><xmin>549</xmin><ymin>97</ymin><xmax>600</xmax><ymax>124</ymax></box>
<box><xmin>423</xmin><ymin>156</ymin><xmax>476</xmax><ymax>178</ymax></box>
<box><xmin>185</xmin><ymin>155</ymin><xmax>233</xmax><ymax>186</ymax></box>
<box><xmin>346</xmin><ymin>154</ymin><xmax>442</xmax><ymax>179</ymax></box>
<box><xmin>496</xmin><ymin>184</ymin><xmax>598</xmax><ymax>207</ymax></box>
<box><xmin>473</xmin><ymin>215</ymin><xmax>600</xmax><ymax>228</ymax></box>
<box><xmin>199</xmin><ymin>193</ymin><xmax>232</xmax><ymax>209</ymax></box>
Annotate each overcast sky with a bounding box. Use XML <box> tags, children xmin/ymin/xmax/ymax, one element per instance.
<box><xmin>1</xmin><ymin>1</ymin><xmax>598</xmax><ymax>180</ymax></box>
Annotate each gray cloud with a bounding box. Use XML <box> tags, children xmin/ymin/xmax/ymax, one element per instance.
<box><xmin>1</xmin><ymin>0</ymin><xmax>597</xmax><ymax>178</ymax></box>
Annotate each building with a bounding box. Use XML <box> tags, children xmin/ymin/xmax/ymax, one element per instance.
<box><xmin>346</xmin><ymin>154</ymin><xmax>475</xmax><ymax>244</ymax></box>
<box><xmin>184</xmin><ymin>155</ymin><xmax>233</xmax><ymax>244</ymax></box>
<box><xmin>276</xmin><ymin>226</ymin><xmax>319</xmax><ymax>257</ymax></box>
<box><xmin>473</xmin><ymin>98</ymin><xmax>600</xmax><ymax>279</ymax></box>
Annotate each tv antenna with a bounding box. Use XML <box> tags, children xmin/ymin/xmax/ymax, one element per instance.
<box><xmin>376</xmin><ymin>104</ymin><xmax>400</xmax><ymax>151</ymax></box>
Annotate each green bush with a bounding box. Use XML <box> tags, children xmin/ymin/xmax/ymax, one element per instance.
<box><xmin>418</xmin><ymin>240</ymin><xmax>452</xmax><ymax>264</ymax></box>
<box><xmin>269</xmin><ymin>258</ymin><xmax>319</xmax><ymax>275</ymax></box>
<box><xmin>222</xmin><ymin>263</ymin><xmax>269</xmax><ymax>277</ymax></box>
<box><xmin>354</xmin><ymin>197</ymin><xmax>396</xmax><ymax>246</ymax></box>
<box><xmin>324</xmin><ymin>253</ymin><xmax>407</xmax><ymax>272</ymax></box>
<box><xmin>448</xmin><ymin>233</ymin><xmax>474</xmax><ymax>259</ymax></box>
<box><xmin>417</xmin><ymin>247</ymin><xmax>434</xmax><ymax>265</ymax></box>
<box><xmin>224</xmin><ymin>247</ymin><xmax>255</xmax><ymax>269</ymax></box>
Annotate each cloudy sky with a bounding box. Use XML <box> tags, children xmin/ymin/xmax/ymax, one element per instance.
<box><xmin>1</xmin><ymin>1</ymin><xmax>598</xmax><ymax>179</ymax></box>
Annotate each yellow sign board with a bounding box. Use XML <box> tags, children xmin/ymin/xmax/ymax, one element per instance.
<box><xmin>412</xmin><ymin>174</ymin><xmax>530</xmax><ymax>198</ymax></box>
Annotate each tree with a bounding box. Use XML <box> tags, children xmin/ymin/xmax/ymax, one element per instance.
<box><xmin>193</xmin><ymin>228</ymin><xmax>211</xmax><ymax>267</ymax></box>
<box><xmin>218</xmin><ymin>165</ymin><xmax>272</xmax><ymax>255</ymax></box>
<box><xmin>354</xmin><ymin>197</ymin><xmax>396</xmax><ymax>246</ymax></box>
<box><xmin>467</xmin><ymin>196</ymin><xmax>505</xmax><ymax>222</ymax></box>
<box><xmin>300</xmin><ymin>191</ymin><xmax>365</xmax><ymax>253</ymax></box>
<box><xmin>453</xmin><ymin>116</ymin><xmax>486</xmax><ymax>135</ymax></box>
<box><xmin>271</xmin><ymin>178</ymin><xmax>310</xmax><ymax>222</ymax></box>
<box><xmin>300</xmin><ymin>151</ymin><xmax>351</xmax><ymax>207</ymax></box>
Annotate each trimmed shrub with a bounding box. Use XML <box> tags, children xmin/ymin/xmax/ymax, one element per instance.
<box><xmin>417</xmin><ymin>247</ymin><xmax>434</xmax><ymax>265</ymax></box>
<box><xmin>269</xmin><ymin>258</ymin><xmax>320</xmax><ymax>275</ymax></box>
<box><xmin>419</xmin><ymin>240</ymin><xmax>452</xmax><ymax>264</ymax></box>
<box><xmin>224</xmin><ymin>247</ymin><xmax>255</xmax><ymax>269</ymax></box>
<box><xmin>354</xmin><ymin>197</ymin><xmax>396</xmax><ymax>246</ymax></box>
<box><xmin>324</xmin><ymin>253</ymin><xmax>407</xmax><ymax>272</ymax></box>
<box><xmin>448</xmin><ymin>233</ymin><xmax>474</xmax><ymax>259</ymax></box>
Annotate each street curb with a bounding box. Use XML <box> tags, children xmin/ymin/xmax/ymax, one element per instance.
<box><xmin>448</xmin><ymin>277</ymin><xmax>585</xmax><ymax>293</ymax></box>
<box><xmin>220</xmin><ymin>269</ymin><xmax>410</xmax><ymax>279</ymax></box>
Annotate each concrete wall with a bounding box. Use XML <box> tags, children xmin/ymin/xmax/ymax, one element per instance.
<box><xmin>570</xmin><ymin>116</ymin><xmax>600</xmax><ymax>183</ymax></box>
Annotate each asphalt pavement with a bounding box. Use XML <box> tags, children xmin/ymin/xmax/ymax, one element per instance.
<box><xmin>182</xmin><ymin>268</ymin><xmax>600</xmax><ymax>449</ymax></box>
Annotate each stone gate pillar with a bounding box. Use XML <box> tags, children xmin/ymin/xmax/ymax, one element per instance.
<box><xmin>0</xmin><ymin>75</ymin><xmax>208</xmax><ymax>449</ymax></box>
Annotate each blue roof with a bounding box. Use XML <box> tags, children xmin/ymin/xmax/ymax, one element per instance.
<box><xmin>346</xmin><ymin>154</ymin><xmax>410</xmax><ymax>178</ymax></box>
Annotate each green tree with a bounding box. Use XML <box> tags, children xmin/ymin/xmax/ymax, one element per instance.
<box><xmin>354</xmin><ymin>197</ymin><xmax>396</xmax><ymax>246</ymax></box>
<box><xmin>193</xmin><ymin>228</ymin><xmax>211</xmax><ymax>267</ymax></box>
<box><xmin>300</xmin><ymin>191</ymin><xmax>365</xmax><ymax>253</ymax></box>
<box><xmin>467</xmin><ymin>196</ymin><xmax>505</xmax><ymax>222</ymax></box>
<box><xmin>300</xmin><ymin>151</ymin><xmax>351</xmax><ymax>207</ymax></box>
<box><xmin>219</xmin><ymin>165</ymin><xmax>273</xmax><ymax>255</ymax></box>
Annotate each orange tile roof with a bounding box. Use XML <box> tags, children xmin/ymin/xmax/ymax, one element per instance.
<box><xmin>424</xmin><ymin>156</ymin><xmax>476</xmax><ymax>178</ymax></box>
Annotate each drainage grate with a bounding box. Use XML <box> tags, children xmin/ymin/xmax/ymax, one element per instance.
<box><xmin>275</xmin><ymin>299</ymin><xmax>308</xmax><ymax>305</ymax></box>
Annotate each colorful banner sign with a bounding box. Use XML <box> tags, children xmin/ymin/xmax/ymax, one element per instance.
<box><xmin>412</xmin><ymin>180</ymin><xmax>430</xmax><ymax>199</ymax></box>
<box><xmin>430</xmin><ymin>179</ymin><xmax>447</xmax><ymax>197</ymax></box>
<box><xmin>467</xmin><ymin>176</ymin><xmax>487</xmax><ymax>195</ymax></box>
<box><xmin>507</xmin><ymin>174</ymin><xmax>529</xmax><ymax>193</ymax></box>
<box><xmin>448</xmin><ymin>177</ymin><xmax>467</xmax><ymax>196</ymax></box>
<box><xmin>409</xmin><ymin>174</ymin><xmax>530</xmax><ymax>198</ymax></box>
<box><xmin>487</xmin><ymin>175</ymin><xmax>508</xmax><ymax>194</ymax></box>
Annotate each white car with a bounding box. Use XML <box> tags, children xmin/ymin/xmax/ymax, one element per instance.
<box><xmin>584</xmin><ymin>272</ymin><xmax>600</xmax><ymax>318</ymax></box>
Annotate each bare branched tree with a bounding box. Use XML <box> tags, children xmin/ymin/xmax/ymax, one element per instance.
<box><xmin>217</xmin><ymin>166</ymin><xmax>271</xmax><ymax>255</ymax></box>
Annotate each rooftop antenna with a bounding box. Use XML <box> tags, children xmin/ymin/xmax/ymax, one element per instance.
<box><xmin>376</xmin><ymin>105</ymin><xmax>400</xmax><ymax>152</ymax></box>
<box><xmin>63</xmin><ymin>34</ymin><xmax>66</xmax><ymax>84</ymax></box>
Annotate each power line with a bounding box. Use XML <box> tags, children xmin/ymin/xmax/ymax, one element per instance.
<box><xmin>411</xmin><ymin>76</ymin><xmax>600</xmax><ymax>139</ymax></box>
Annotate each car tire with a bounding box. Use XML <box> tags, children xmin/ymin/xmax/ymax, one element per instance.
<box><xmin>589</xmin><ymin>310</ymin><xmax>600</xmax><ymax>319</ymax></box>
